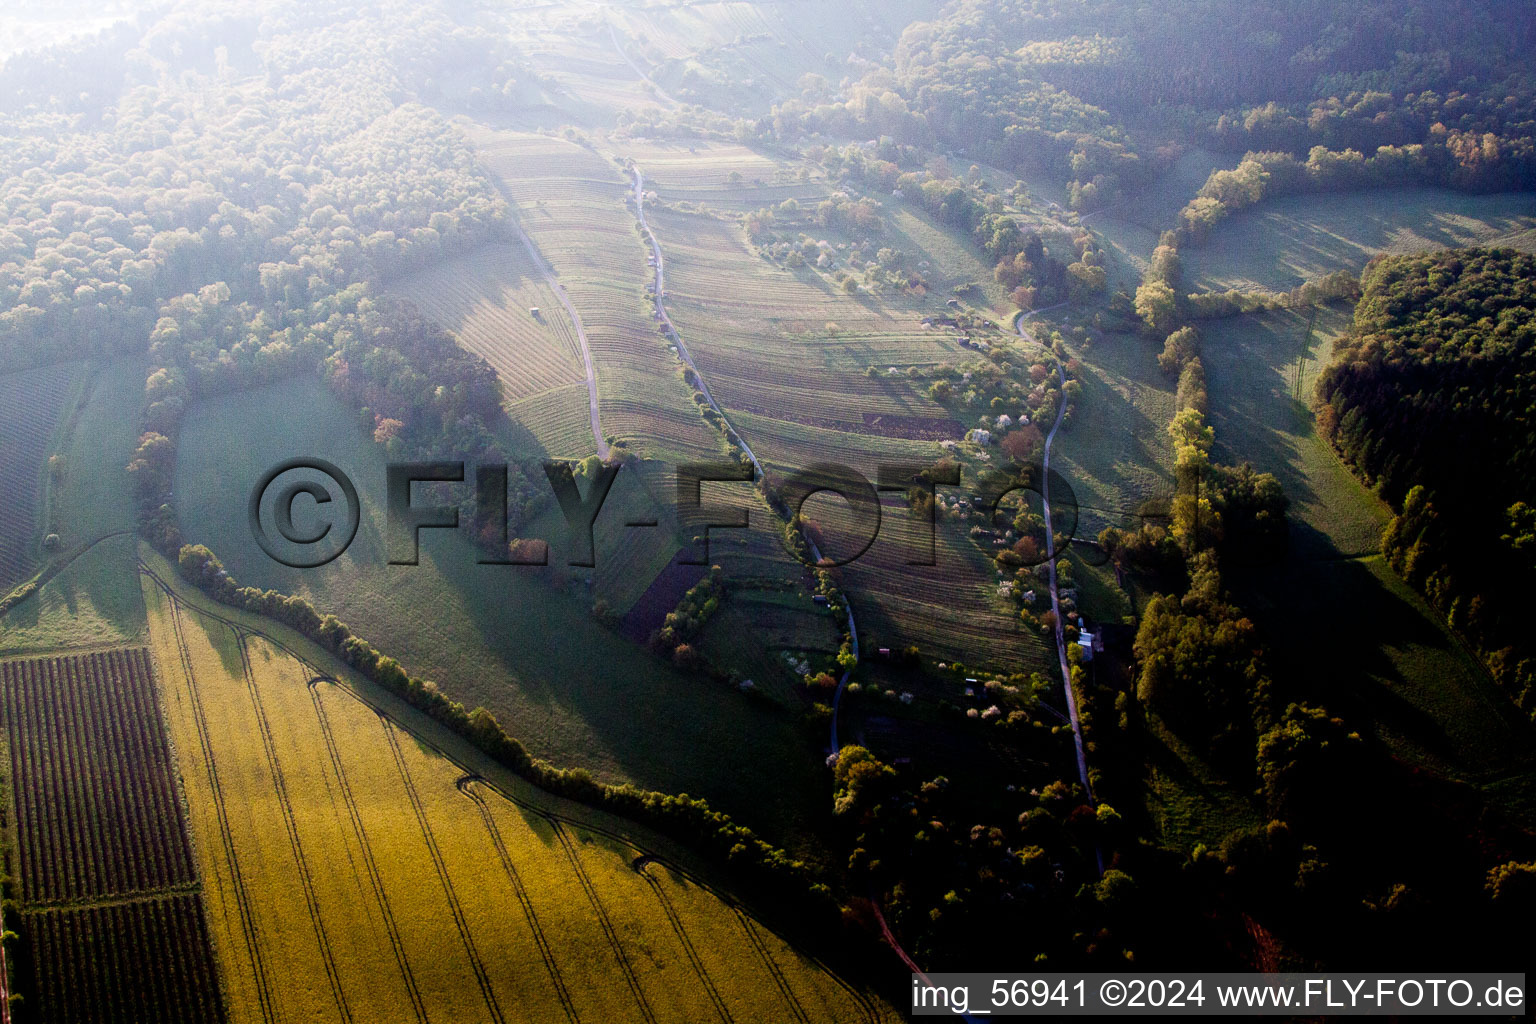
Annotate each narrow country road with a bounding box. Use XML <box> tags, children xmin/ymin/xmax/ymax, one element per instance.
<box><xmin>505</xmin><ymin>213</ymin><xmax>608</xmax><ymax>459</ymax></box>
<box><xmin>1015</xmin><ymin>307</ymin><xmax>1096</xmax><ymax>809</ymax></box>
<box><xmin>607</xmin><ymin>21</ymin><xmax>677</xmax><ymax>106</ymax></box>
<box><xmin>632</xmin><ymin>168</ymin><xmax>757</xmax><ymax>468</ymax></box>
<box><xmin>628</xmin><ymin>165</ymin><xmax>861</xmax><ymax>751</ymax></box>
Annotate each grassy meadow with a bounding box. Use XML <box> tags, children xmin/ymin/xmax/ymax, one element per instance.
<box><xmin>1048</xmin><ymin>326</ymin><xmax>1178</xmax><ymax>540</ymax></box>
<box><xmin>0</xmin><ymin>362</ymin><xmax>85</xmax><ymax>592</ymax></box>
<box><xmin>0</xmin><ymin>358</ymin><xmax>148</xmax><ymax>655</ymax></box>
<box><xmin>596</xmin><ymin>0</ymin><xmax>941</xmax><ymax>116</ymax></box>
<box><xmin>1184</xmin><ymin>294</ymin><xmax>1531</xmax><ymax>819</ymax></box>
<box><xmin>1198</xmin><ymin>301</ymin><xmax>1529</xmax><ymax>819</ymax></box>
<box><xmin>1053</xmin><ymin>152</ymin><xmax>1536</xmax><ymax>842</ymax></box>
<box><xmin>1199</xmin><ymin>306</ymin><xmax>1388</xmax><ymax>559</ymax></box>
<box><xmin>170</xmin><ymin>374</ymin><xmax>829</xmax><ymax>848</ymax></box>
<box><xmin>1185</xmin><ymin>187</ymin><xmax>1536</xmax><ymax>292</ymax></box>
<box><xmin>141</xmin><ymin>558</ymin><xmax>894</xmax><ymax>1024</ymax></box>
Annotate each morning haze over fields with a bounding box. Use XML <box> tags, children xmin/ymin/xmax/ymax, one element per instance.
<box><xmin>0</xmin><ymin>1</ymin><xmax>1532</xmax><ymax>1020</ymax></box>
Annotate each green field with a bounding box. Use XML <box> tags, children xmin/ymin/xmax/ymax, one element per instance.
<box><xmin>142</xmin><ymin>558</ymin><xmax>894</xmax><ymax>1024</ymax></box>
<box><xmin>0</xmin><ymin>359</ymin><xmax>148</xmax><ymax>654</ymax></box>
<box><xmin>170</xmin><ymin>374</ymin><xmax>828</xmax><ymax>849</ymax></box>
<box><xmin>1074</xmin><ymin>166</ymin><xmax>1536</xmax><ymax>842</ymax></box>
<box><xmin>1185</xmin><ymin>187</ymin><xmax>1536</xmax><ymax>292</ymax></box>
<box><xmin>0</xmin><ymin>362</ymin><xmax>86</xmax><ymax>593</ymax></box>
<box><xmin>1235</xmin><ymin>553</ymin><xmax>1536</xmax><ymax>818</ymax></box>
<box><xmin>696</xmin><ymin>584</ymin><xmax>844</xmax><ymax>703</ymax></box>
<box><xmin>1049</xmin><ymin>326</ymin><xmax>1178</xmax><ymax>539</ymax></box>
<box><xmin>1185</xmin><ymin>265</ymin><xmax>1536</xmax><ymax>824</ymax></box>
<box><xmin>1199</xmin><ymin>306</ymin><xmax>1388</xmax><ymax>559</ymax></box>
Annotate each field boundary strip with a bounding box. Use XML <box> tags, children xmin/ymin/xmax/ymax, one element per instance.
<box><xmin>137</xmin><ymin>558</ymin><xmax>884</xmax><ymax>1023</ymax></box>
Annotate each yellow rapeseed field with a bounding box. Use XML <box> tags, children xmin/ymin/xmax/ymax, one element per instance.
<box><xmin>141</xmin><ymin>563</ymin><xmax>893</xmax><ymax>1023</ymax></box>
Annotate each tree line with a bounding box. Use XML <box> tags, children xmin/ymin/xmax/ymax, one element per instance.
<box><xmin>1098</xmin><ymin>200</ymin><xmax>1535</xmax><ymax>967</ymax></box>
<box><xmin>1317</xmin><ymin>247</ymin><xmax>1536</xmax><ymax>718</ymax></box>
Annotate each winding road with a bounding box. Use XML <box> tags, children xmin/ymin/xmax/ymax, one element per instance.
<box><xmin>608</xmin><ymin>30</ymin><xmax>1049</xmax><ymax>976</ymax></box>
<box><xmin>608</xmin><ymin>22</ymin><xmax>677</xmax><ymax>106</ymax></box>
<box><xmin>1015</xmin><ymin>308</ymin><xmax>1096</xmax><ymax>812</ymax></box>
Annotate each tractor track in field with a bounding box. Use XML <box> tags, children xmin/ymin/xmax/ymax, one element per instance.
<box><xmin>235</xmin><ymin>629</ymin><xmax>354</xmax><ymax>1024</ymax></box>
<box><xmin>458</xmin><ymin>774</ymin><xmax>579</xmax><ymax>1024</ymax></box>
<box><xmin>139</xmin><ymin>559</ymin><xmax>881</xmax><ymax>1023</ymax></box>
<box><xmin>632</xmin><ymin>857</ymin><xmax>732</xmax><ymax>1023</ymax></box>
<box><xmin>308</xmin><ymin>678</ymin><xmax>430</xmax><ymax>1024</ymax></box>
<box><xmin>549</xmin><ymin>818</ymin><xmax>658</xmax><ymax>1024</ymax></box>
<box><xmin>382</xmin><ymin>719</ymin><xmax>507</xmax><ymax>1024</ymax></box>
<box><xmin>140</xmin><ymin>570</ymin><xmax>276</xmax><ymax>1024</ymax></box>
<box><xmin>729</xmin><ymin>902</ymin><xmax>812</xmax><ymax>1024</ymax></box>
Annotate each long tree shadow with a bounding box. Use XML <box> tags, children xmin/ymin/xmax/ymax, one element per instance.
<box><xmin>1232</xmin><ymin>537</ymin><xmax>1526</xmax><ymax>775</ymax></box>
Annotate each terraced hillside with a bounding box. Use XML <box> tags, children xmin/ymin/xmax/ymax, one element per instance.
<box><xmin>392</xmin><ymin>244</ymin><xmax>587</xmax><ymax>404</ymax></box>
<box><xmin>460</xmin><ymin>126</ymin><xmax>722</xmax><ymax>464</ymax></box>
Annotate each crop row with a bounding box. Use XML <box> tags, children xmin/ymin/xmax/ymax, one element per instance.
<box><xmin>392</xmin><ymin>245</ymin><xmax>585</xmax><ymax>400</ymax></box>
<box><xmin>1</xmin><ymin>648</ymin><xmax>197</xmax><ymax>903</ymax></box>
<box><xmin>23</xmin><ymin>894</ymin><xmax>225</xmax><ymax>1024</ymax></box>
